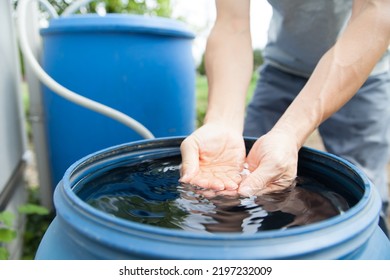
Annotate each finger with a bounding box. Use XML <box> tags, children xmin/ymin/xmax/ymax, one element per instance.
<box><xmin>214</xmin><ymin>172</ymin><xmax>239</xmax><ymax>191</ymax></box>
<box><xmin>179</xmin><ymin>138</ymin><xmax>200</xmax><ymax>183</ymax></box>
<box><xmin>240</xmin><ymin>171</ymin><xmax>297</xmax><ymax>196</ymax></box>
<box><xmin>209</xmin><ymin>176</ymin><xmax>226</xmax><ymax>191</ymax></box>
<box><xmin>201</xmin><ymin>189</ymin><xmax>219</xmax><ymax>199</ymax></box>
<box><xmin>222</xmin><ymin>177</ymin><xmax>239</xmax><ymax>191</ymax></box>
<box><xmin>238</xmin><ymin>166</ymin><xmax>273</xmax><ymax>197</ymax></box>
<box><xmin>215</xmin><ymin>189</ymin><xmax>240</xmax><ymax>197</ymax></box>
<box><xmin>190</xmin><ymin>175</ymin><xmax>224</xmax><ymax>191</ymax></box>
<box><xmin>225</xmin><ymin>172</ymin><xmax>242</xmax><ymax>190</ymax></box>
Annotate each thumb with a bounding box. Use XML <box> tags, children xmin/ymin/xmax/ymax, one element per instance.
<box><xmin>179</xmin><ymin>138</ymin><xmax>199</xmax><ymax>183</ymax></box>
<box><xmin>238</xmin><ymin>167</ymin><xmax>272</xmax><ymax>196</ymax></box>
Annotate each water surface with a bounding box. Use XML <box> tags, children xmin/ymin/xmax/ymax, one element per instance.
<box><xmin>76</xmin><ymin>156</ymin><xmax>351</xmax><ymax>234</ymax></box>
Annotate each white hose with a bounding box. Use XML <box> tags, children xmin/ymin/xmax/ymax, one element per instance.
<box><xmin>62</xmin><ymin>0</ymin><xmax>95</xmax><ymax>16</ymax></box>
<box><xmin>17</xmin><ymin>0</ymin><xmax>155</xmax><ymax>139</ymax></box>
<box><xmin>37</xmin><ymin>0</ymin><xmax>59</xmax><ymax>18</ymax></box>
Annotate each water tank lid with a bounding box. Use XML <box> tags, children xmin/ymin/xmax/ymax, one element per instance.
<box><xmin>40</xmin><ymin>14</ymin><xmax>195</xmax><ymax>39</ymax></box>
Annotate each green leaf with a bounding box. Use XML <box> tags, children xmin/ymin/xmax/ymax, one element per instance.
<box><xmin>0</xmin><ymin>247</ymin><xmax>9</xmax><ymax>260</ymax></box>
<box><xmin>0</xmin><ymin>228</ymin><xmax>17</xmax><ymax>243</ymax></box>
<box><xmin>18</xmin><ymin>204</ymin><xmax>49</xmax><ymax>215</ymax></box>
<box><xmin>0</xmin><ymin>211</ymin><xmax>14</xmax><ymax>227</ymax></box>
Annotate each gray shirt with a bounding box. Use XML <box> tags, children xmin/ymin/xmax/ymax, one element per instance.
<box><xmin>263</xmin><ymin>0</ymin><xmax>389</xmax><ymax>77</ymax></box>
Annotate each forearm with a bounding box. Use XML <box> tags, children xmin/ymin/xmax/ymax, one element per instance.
<box><xmin>204</xmin><ymin>1</ymin><xmax>253</xmax><ymax>132</ymax></box>
<box><xmin>273</xmin><ymin>0</ymin><xmax>390</xmax><ymax>147</ymax></box>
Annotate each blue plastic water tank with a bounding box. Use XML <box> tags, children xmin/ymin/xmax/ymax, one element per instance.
<box><xmin>35</xmin><ymin>137</ymin><xmax>390</xmax><ymax>260</ymax></box>
<box><xmin>40</xmin><ymin>14</ymin><xmax>195</xmax><ymax>188</ymax></box>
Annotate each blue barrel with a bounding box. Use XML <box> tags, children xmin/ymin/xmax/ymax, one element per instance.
<box><xmin>35</xmin><ymin>137</ymin><xmax>390</xmax><ymax>259</ymax></box>
<box><xmin>40</xmin><ymin>14</ymin><xmax>195</xmax><ymax>188</ymax></box>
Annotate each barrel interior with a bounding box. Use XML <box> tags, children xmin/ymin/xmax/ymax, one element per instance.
<box><xmin>66</xmin><ymin>138</ymin><xmax>365</xmax><ymax>233</ymax></box>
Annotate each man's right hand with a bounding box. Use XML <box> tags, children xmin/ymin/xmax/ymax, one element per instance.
<box><xmin>179</xmin><ymin>122</ymin><xmax>246</xmax><ymax>192</ymax></box>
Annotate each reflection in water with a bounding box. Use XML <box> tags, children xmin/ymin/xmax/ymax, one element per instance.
<box><xmin>76</xmin><ymin>157</ymin><xmax>350</xmax><ymax>234</ymax></box>
<box><xmin>176</xmin><ymin>181</ymin><xmax>349</xmax><ymax>233</ymax></box>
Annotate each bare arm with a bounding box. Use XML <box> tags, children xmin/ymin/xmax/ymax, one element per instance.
<box><xmin>239</xmin><ymin>0</ymin><xmax>390</xmax><ymax>195</ymax></box>
<box><xmin>180</xmin><ymin>0</ymin><xmax>252</xmax><ymax>190</ymax></box>
<box><xmin>273</xmin><ymin>0</ymin><xmax>390</xmax><ymax>148</ymax></box>
<box><xmin>204</xmin><ymin>0</ymin><xmax>253</xmax><ymax>131</ymax></box>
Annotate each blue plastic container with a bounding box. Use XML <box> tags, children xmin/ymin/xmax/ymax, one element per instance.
<box><xmin>35</xmin><ymin>137</ymin><xmax>390</xmax><ymax>259</ymax></box>
<box><xmin>40</xmin><ymin>14</ymin><xmax>195</xmax><ymax>188</ymax></box>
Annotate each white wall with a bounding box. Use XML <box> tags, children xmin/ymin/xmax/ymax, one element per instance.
<box><xmin>0</xmin><ymin>0</ymin><xmax>28</xmax><ymax>259</ymax></box>
<box><xmin>0</xmin><ymin>1</ymin><xmax>27</xmax><ymax>194</ymax></box>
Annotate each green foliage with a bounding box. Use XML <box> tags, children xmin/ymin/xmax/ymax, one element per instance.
<box><xmin>18</xmin><ymin>204</ymin><xmax>50</xmax><ymax>215</ymax></box>
<box><xmin>0</xmin><ymin>211</ymin><xmax>17</xmax><ymax>247</ymax></box>
<box><xmin>197</xmin><ymin>53</ymin><xmax>206</xmax><ymax>76</ymax></box>
<box><xmin>21</xmin><ymin>188</ymin><xmax>54</xmax><ymax>260</ymax></box>
<box><xmin>120</xmin><ymin>0</ymin><xmax>171</xmax><ymax>17</ymax></box>
<box><xmin>0</xmin><ymin>228</ymin><xmax>17</xmax><ymax>243</ymax></box>
<box><xmin>195</xmin><ymin>74</ymin><xmax>208</xmax><ymax>127</ymax></box>
<box><xmin>42</xmin><ymin>0</ymin><xmax>172</xmax><ymax>17</ymax></box>
<box><xmin>196</xmin><ymin>49</ymin><xmax>264</xmax><ymax>76</ymax></box>
<box><xmin>0</xmin><ymin>188</ymin><xmax>53</xmax><ymax>260</ymax></box>
<box><xmin>0</xmin><ymin>247</ymin><xmax>9</xmax><ymax>260</ymax></box>
<box><xmin>22</xmin><ymin>83</ymin><xmax>32</xmax><ymax>140</ymax></box>
<box><xmin>253</xmin><ymin>48</ymin><xmax>264</xmax><ymax>71</ymax></box>
<box><xmin>0</xmin><ymin>211</ymin><xmax>15</xmax><ymax>228</ymax></box>
<box><xmin>0</xmin><ymin>211</ymin><xmax>17</xmax><ymax>260</ymax></box>
<box><xmin>21</xmin><ymin>209</ymin><xmax>53</xmax><ymax>260</ymax></box>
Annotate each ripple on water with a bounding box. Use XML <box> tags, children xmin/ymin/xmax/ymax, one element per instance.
<box><xmin>76</xmin><ymin>156</ymin><xmax>351</xmax><ymax>234</ymax></box>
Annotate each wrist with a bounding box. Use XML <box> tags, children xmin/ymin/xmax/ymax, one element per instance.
<box><xmin>204</xmin><ymin>111</ymin><xmax>244</xmax><ymax>133</ymax></box>
<box><xmin>270</xmin><ymin>122</ymin><xmax>309</xmax><ymax>150</ymax></box>
<box><xmin>271</xmin><ymin>96</ymin><xmax>322</xmax><ymax>149</ymax></box>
